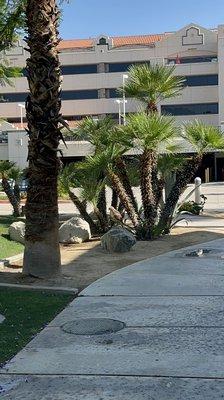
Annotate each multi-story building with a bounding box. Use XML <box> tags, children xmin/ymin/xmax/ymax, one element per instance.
<box><xmin>1</xmin><ymin>23</ymin><xmax>224</xmax><ymax>179</ymax></box>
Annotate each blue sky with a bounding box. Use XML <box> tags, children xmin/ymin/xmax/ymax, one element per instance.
<box><xmin>59</xmin><ymin>0</ymin><xmax>224</xmax><ymax>39</ymax></box>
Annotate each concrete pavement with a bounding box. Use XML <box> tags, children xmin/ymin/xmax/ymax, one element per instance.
<box><xmin>2</xmin><ymin>238</ymin><xmax>224</xmax><ymax>398</ymax></box>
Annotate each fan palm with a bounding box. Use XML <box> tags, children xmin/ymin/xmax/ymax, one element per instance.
<box><xmin>0</xmin><ymin>161</ymin><xmax>21</xmax><ymax>216</ymax></box>
<box><xmin>77</xmin><ymin>116</ymin><xmax>138</xmax><ymax>212</ymax></box>
<box><xmin>120</xmin><ymin>112</ymin><xmax>179</xmax><ymax>238</ymax></box>
<box><xmin>23</xmin><ymin>0</ymin><xmax>63</xmax><ymax>278</ymax></box>
<box><xmin>122</xmin><ymin>63</ymin><xmax>185</xmax><ymax>113</ymax></box>
<box><xmin>8</xmin><ymin>166</ymin><xmax>22</xmax><ymax>202</ymax></box>
<box><xmin>158</xmin><ymin>121</ymin><xmax>224</xmax><ymax>234</ymax></box>
<box><xmin>59</xmin><ymin>164</ymin><xmax>98</xmax><ymax>234</ymax></box>
<box><xmin>81</xmin><ymin>146</ymin><xmax>140</xmax><ymax>229</ymax></box>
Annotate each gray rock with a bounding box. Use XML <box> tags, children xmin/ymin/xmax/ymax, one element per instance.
<box><xmin>59</xmin><ymin>217</ymin><xmax>91</xmax><ymax>244</ymax></box>
<box><xmin>9</xmin><ymin>221</ymin><xmax>25</xmax><ymax>245</ymax></box>
<box><xmin>101</xmin><ymin>226</ymin><xmax>136</xmax><ymax>253</ymax></box>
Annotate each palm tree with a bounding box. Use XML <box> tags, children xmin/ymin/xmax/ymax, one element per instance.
<box><xmin>121</xmin><ymin>112</ymin><xmax>179</xmax><ymax>238</ymax></box>
<box><xmin>0</xmin><ymin>161</ymin><xmax>21</xmax><ymax>216</ymax></box>
<box><xmin>76</xmin><ymin>116</ymin><xmax>138</xmax><ymax>212</ymax></box>
<box><xmin>23</xmin><ymin>0</ymin><xmax>62</xmax><ymax>278</ymax></box>
<box><xmin>8</xmin><ymin>166</ymin><xmax>22</xmax><ymax>203</ymax></box>
<box><xmin>81</xmin><ymin>147</ymin><xmax>141</xmax><ymax>229</ymax></box>
<box><xmin>158</xmin><ymin>121</ymin><xmax>224</xmax><ymax>234</ymax></box>
<box><xmin>0</xmin><ymin>0</ymin><xmax>25</xmax><ymax>53</ymax></box>
<box><xmin>0</xmin><ymin>1</ymin><xmax>24</xmax><ymax>102</ymax></box>
<box><xmin>59</xmin><ymin>163</ymin><xmax>104</xmax><ymax>234</ymax></box>
<box><xmin>122</xmin><ymin>63</ymin><xmax>185</xmax><ymax>113</ymax></box>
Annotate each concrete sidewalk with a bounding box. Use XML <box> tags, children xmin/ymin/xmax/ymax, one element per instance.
<box><xmin>2</xmin><ymin>239</ymin><xmax>224</xmax><ymax>398</ymax></box>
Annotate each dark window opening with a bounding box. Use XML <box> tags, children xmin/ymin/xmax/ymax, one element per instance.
<box><xmin>61</xmin><ymin>90</ymin><xmax>98</xmax><ymax>100</ymax></box>
<box><xmin>183</xmin><ymin>74</ymin><xmax>218</xmax><ymax>86</ymax></box>
<box><xmin>161</xmin><ymin>103</ymin><xmax>219</xmax><ymax>116</ymax></box>
<box><xmin>167</xmin><ymin>56</ymin><xmax>218</xmax><ymax>64</ymax></box>
<box><xmin>98</xmin><ymin>38</ymin><xmax>107</xmax><ymax>45</ymax></box>
<box><xmin>108</xmin><ymin>61</ymin><xmax>150</xmax><ymax>73</ymax></box>
<box><xmin>61</xmin><ymin>64</ymin><xmax>97</xmax><ymax>75</ymax></box>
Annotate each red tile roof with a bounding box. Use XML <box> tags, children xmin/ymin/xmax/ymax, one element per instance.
<box><xmin>58</xmin><ymin>34</ymin><xmax>165</xmax><ymax>50</ymax></box>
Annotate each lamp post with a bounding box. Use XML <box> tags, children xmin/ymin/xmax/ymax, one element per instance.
<box><xmin>122</xmin><ymin>74</ymin><xmax>128</xmax><ymax>125</ymax></box>
<box><xmin>18</xmin><ymin>103</ymin><xmax>25</xmax><ymax>128</ymax></box>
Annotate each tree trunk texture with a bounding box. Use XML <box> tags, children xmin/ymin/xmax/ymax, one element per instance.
<box><xmin>2</xmin><ymin>177</ymin><xmax>21</xmax><ymax>217</ymax></box>
<box><xmin>140</xmin><ymin>150</ymin><xmax>157</xmax><ymax>238</ymax></box>
<box><xmin>158</xmin><ymin>155</ymin><xmax>202</xmax><ymax>235</ymax></box>
<box><xmin>68</xmin><ymin>190</ymin><xmax>98</xmax><ymax>235</ymax></box>
<box><xmin>115</xmin><ymin>158</ymin><xmax>138</xmax><ymax>213</ymax></box>
<box><xmin>108</xmin><ymin>170</ymin><xmax>140</xmax><ymax>229</ymax></box>
<box><xmin>93</xmin><ymin>206</ymin><xmax>109</xmax><ymax>233</ymax></box>
<box><xmin>111</xmin><ymin>189</ymin><xmax>118</xmax><ymax>209</ymax></box>
<box><xmin>14</xmin><ymin>182</ymin><xmax>21</xmax><ymax>203</ymax></box>
<box><xmin>23</xmin><ymin>0</ymin><xmax>62</xmax><ymax>278</ymax></box>
<box><xmin>97</xmin><ymin>185</ymin><xmax>108</xmax><ymax>227</ymax></box>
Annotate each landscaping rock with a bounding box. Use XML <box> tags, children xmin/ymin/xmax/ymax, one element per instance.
<box><xmin>59</xmin><ymin>217</ymin><xmax>91</xmax><ymax>244</ymax></box>
<box><xmin>9</xmin><ymin>221</ymin><xmax>25</xmax><ymax>245</ymax></box>
<box><xmin>101</xmin><ymin>226</ymin><xmax>136</xmax><ymax>253</ymax></box>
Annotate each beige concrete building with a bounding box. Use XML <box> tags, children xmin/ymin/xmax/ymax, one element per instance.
<box><xmin>1</xmin><ymin>23</ymin><xmax>224</xmax><ymax>179</ymax></box>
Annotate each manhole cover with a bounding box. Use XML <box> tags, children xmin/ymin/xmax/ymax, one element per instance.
<box><xmin>61</xmin><ymin>318</ymin><xmax>126</xmax><ymax>335</ymax></box>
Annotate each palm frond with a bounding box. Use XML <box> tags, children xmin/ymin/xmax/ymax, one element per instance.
<box><xmin>121</xmin><ymin>63</ymin><xmax>185</xmax><ymax>107</ymax></box>
<box><xmin>182</xmin><ymin>120</ymin><xmax>224</xmax><ymax>154</ymax></box>
<box><xmin>123</xmin><ymin>112</ymin><xmax>179</xmax><ymax>151</ymax></box>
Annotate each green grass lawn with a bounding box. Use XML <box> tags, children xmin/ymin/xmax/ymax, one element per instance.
<box><xmin>0</xmin><ymin>288</ymin><xmax>75</xmax><ymax>365</ymax></box>
<box><xmin>0</xmin><ymin>216</ymin><xmax>24</xmax><ymax>259</ymax></box>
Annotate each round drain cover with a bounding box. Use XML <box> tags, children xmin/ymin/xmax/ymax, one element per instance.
<box><xmin>61</xmin><ymin>318</ymin><xmax>125</xmax><ymax>335</ymax></box>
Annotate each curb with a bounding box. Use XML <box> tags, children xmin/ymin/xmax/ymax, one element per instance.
<box><xmin>0</xmin><ymin>282</ymin><xmax>78</xmax><ymax>294</ymax></box>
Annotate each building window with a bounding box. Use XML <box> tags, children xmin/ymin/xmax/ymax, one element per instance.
<box><xmin>167</xmin><ymin>56</ymin><xmax>218</xmax><ymax>64</ymax></box>
<box><xmin>161</xmin><ymin>103</ymin><xmax>219</xmax><ymax>116</ymax></box>
<box><xmin>184</xmin><ymin>74</ymin><xmax>218</xmax><ymax>86</ymax></box>
<box><xmin>62</xmin><ymin>90</ymin><xmax>98</xmax><ymax>100</ymax></box>
<box><xmin>0</xmin><ymin>90</ymin><xmax>99</xmax><ymax>103</ymax></box>
<box><xmin>107</xmin><ymin>88</ymin><xmax>120</xmax><ymax>98</ymax></box>
<box><xmin>0</xmin><ymin>92</ymin><xmax>27</xmax><ymax>102</ymax></box>
<box><xmin>98</xmin><ymin>37</ymin><xmax>107</xmax><ymax>45</ymax></box>
<box><xmin>108</xmin><ymin>61</ymin><xmax>150</xmax><ymax>73</ymax></box>
<box><xmin>60</xmin><ymin>64</ymin><xmax>98</xmax><ymax>75</ymax></box>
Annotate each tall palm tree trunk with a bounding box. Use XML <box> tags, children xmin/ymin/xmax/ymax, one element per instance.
<box><xmin>97</xmin><ymin>185</ymin><xmax>108</xmax><ymax>226</ymax></box>
<box><xmin>108</xmin><ymin>170</ymin><xmax>140</xmax><ymax>229</ymax></box>
<box><xmin>14</xmin><ymin>182</ymin><xmax>21</xmax><ymax>203</ymax></box>
<box><xmin>2</xmin><ymin>177</ymin><xmax>21</xmax><ymax>217</ymax></box>
<box><xmin>111</xmin><ymin>189</ymin><xmax>118</xmax><ymax>209</ymax></box>
<box><xmin>23</xmin><ymin>0</ymin><xmax>62</xmax><ymax>278</ymax></box>
<box><xmin>116</xmin><ymin>158</ymin><xmax>138</xmax><ymax>213</ymax></box>
<box><xmin>140</xmin><ymin>150</ymin><xmax>157</xmax><ymax>238</ymax></box>
<box><xmin>68</xmin><ymin>190</ymin><xmax>98</xmax><ymax>235</ymax></box>
<box><xmin>158</xmin><ymin>155</ymin><xmax>202</xmax><ymax>235</ymax></box>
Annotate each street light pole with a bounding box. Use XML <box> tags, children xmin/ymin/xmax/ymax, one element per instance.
<box><xmin>18</xmin><ymin>103</ymin><xmax>25</xmax><ymax>129</ymax></box>
<box><xmin>122</xmin><ymin>74</ymin><xmax>128</xmax><ymax>125</ymax></box>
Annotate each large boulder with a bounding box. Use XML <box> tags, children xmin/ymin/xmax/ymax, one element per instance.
<box><xmin>59</xmin><ymin>217</ymin><xmax>91</xmax><ymax>244</ymax></box>
<box><xmin>9</xmin><ymin>221</ymin><xmax>25</xmax><ymax>245</ymax></box>
<box><xmin>101</xmin><ymin>226</ymin><xmax>136</xmax><ymax>253</ymax></box>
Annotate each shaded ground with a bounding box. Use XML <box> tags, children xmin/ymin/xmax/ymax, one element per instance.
<box><xmin>0</xmin><ymin>226</ymin><xmax>223</xmax><ymax>291</ymax></box>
